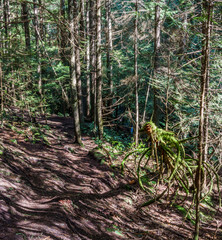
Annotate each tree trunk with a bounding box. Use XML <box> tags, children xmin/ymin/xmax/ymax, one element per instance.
<box><xmin>165</xmin><ymin>55</ymin><xmax>170</xmax><ymax>131</ymax></box>
<box><xmin>142</xmin><ymin>83</ymin><xmax>150</xmax><ymax>124</ymax></box>
<box><xmin>96</xmin><ymin>0</ymin><xmax>103</xmax><ymax>139</ymax></box>
<box><xmin>134</xmin><ymin>0</ymin><xmax>139</xmax><ymax>146</ymax></box>
<box><xmin>0</xmin><ymin>1</ymin><xmax>3</xmax><ymax>112</ymax></box>
<box><xmin>38</xmin><ymin>0</ymin><xmax>44</xmax><ymax>41</ymax></box>
<box><xmin>70</xmin><ymin>0</ymin><xmax>82</xmax><ymax>145</ymax></box>
<box><xmin>33</xmin><ymin>0</ymin><xmax>43</xmax><ymax>113</ymax></box>
<box><xmin>153</xmin><ymin>1</ymin><xmax>161</xmax><ymax>126</ymax></box>
<box><xmin>73</xmin><ymin>0</ymin><xmax>84</xmax><ymax>124</ymax></box>
<box><xmin>21</xmin><ymin>1</ymin><xmax>31</xmax><ymax>51</ymax></box>
<box><xmin>86</xmin><ymin>0</ymin><xmax>91</xmax><ymax>117</ymax></box>
<box><xmin>0</xmin><ymin>62</ymin><xmax>3</xmax><ymax>113</ymax></box>
<box><xmin>90</xmin><ymin>0</ymin><xmax>96</xmax><ymax>121</ymax></box>
<box><xmin>80</xmin><ymin>0</ymin><xmax>85</xmax><ymax>41</ymax></box>
<box><xmin>106</xmin><ymin>0</ymin><xmax>113</xmax><ymax>108</ymax></box>
<box><xmin>194</xmin><ymin>1</ymin><xmax>212</xmax><ymax>239</ymax></box>
<box><xmin>3</xmin><ymin>0</ymin><xmax>10</xmax><ymax>49</ymax></box>
<box><xmin>0</xmin><ymin>0</ymin><xmax>3</xmax><ymax>50</ymax></box>
<box><xmin>59</xmin><ymin>0</ymin><xmax>67</xmax><ymax>65</ymax></box>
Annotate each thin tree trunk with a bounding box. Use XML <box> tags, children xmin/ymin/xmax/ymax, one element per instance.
<box><xmin>38</xmin><ymin>0</ymin><xmax>44</xmax><ymax>41</ymax></box>
<box><xmin>3</xmin><ymin>0</ymin><xmax>10</xmax><ymax>49</ymax></box>
<box><xmin>142</xmin><ymin>83</ymin><xmax>150</xmax><ymax>124</ymax></box>
<box><xmin>33</xmin><ymin>0</ymin><xmax>39</xmax><ymax>47</ymax></box>
<box><xmin>34</xmin><ymin>0</ymin><xmax>43</xmax><ymax>114</ymax></box>
<box><xmin>134</xmin><ymin>0</ymin><xmax>139</xmax><ymax>146</ymax></box>
<box><xmin>0</xmin><ymin>62</ymin><xmax>3</xmax><ymax>113</ymax></box>
<box><xmin>153</xmin><ymin>1</ymin><xmax>161</xmax><ymax>126</ymax></box>
<box><xmin>12</xmin><ymin>74</ymin><xmax>16</xmax><ymax>106</ymax></box>
<box><xmin>90</xmin><ymin>0</ymin><xmax>96</xmax><ymax>121</ymax></box>
<box><xmin>0</xmin><ymin>0</ymin><xmax>3</xmax><ymax>51</ymax></box>
<box><xmin>194</xmin><ymin>1</ymin><xmax>212</xmax><ymax>239</ymax></box>
<box><xmin>21</xmin><ymin>1</ymin><xmax>31</xmax><ymax>51</ymax></box>
<box><xmin>3</xmin><ymin>0</ymin><xmax>8</xmax><ymax>37</ymax></box>
<box><xmin>80</xmin><ymin>0</ymin><xmax>85</xmax><ymax>41</ymax></box>
<box><xmin>165</xmin><ymin>55</ymin><xmax>170</xmax><ymax>131</ymax></box>
<box><xmin>106</xmin><ymin>0</ymin><xmax>113</xmax><ymax>108</ymax></box>
<box><xmin>73</xmin><ymin>0</ymin><xmax>84</xmax><ymax>124</ymax></box>
<box><xmin>70</xmin><ymin>0</ymin><xmax>82</xmax><ymax>145</ymax></box>
<box><xmin>86</xmin><ymin>0</ymin><xmax>91</xmax><ymax>117</ymax></box>
<box><xmin>96</xmin><ymin>0</ymin><xmax>103</xmax><ymax>139</ymax></box>
<box><xmin>0</xmin><ymin>2</ymin><xmax>4</xmax><ymax>111</ymax></box>
<box><xmin>60</xmin><ymin>0</ymin><xmax>67</xmax><ymax>64</ymax></box>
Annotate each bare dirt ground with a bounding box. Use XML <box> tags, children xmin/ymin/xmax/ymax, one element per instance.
<box><xmin>0</xmin><ymin>116</ymin><xmax>221</xmax><ymax>240</ymax></box>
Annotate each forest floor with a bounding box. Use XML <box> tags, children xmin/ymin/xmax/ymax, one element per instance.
<box><xmin>0</xmin><ymin>113</ymin><xmax>221</xmax><ymax>240</ymax></box>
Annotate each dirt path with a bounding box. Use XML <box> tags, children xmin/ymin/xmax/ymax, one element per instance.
<box><xmin>0</xmin><ymin>116</ymin><xmax>221</xmax><ymax>240</ymax></box>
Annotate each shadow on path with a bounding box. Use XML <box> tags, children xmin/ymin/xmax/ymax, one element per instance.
<box><xmin>0</xmin><ymin>116</ymin><xmax>220</xmax><ymax>240</ymax></box>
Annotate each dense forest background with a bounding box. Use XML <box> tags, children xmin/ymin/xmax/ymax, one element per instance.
<box><xmin>0</xmin><ymin>0</ymin><xmax>221</xmax><ymax>147</ymax></box>
<box><xmin>0</xmin><ymin>0</ymin><xmax>221</xmax><ymax>239</ymax></box>
<box><xmin>0</xmin><ymin>0</ymin><xmax>221</xmax><ymax>142</ymax></box>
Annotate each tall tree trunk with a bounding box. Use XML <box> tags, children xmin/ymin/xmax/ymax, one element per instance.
<box><xmin>21</xmin><ymin>1</ymin><xmax>31</xmax><ymax>51</ymax></box>
<box><xmin>86</xmin><ymin>0</ymin><xmax>91</xmax><ymax>117</ymax></box>
<box><xmin>0</xmin><ymin>0</ymin><xmax>3</xmax><ymax>50</ymax></box>
<box><xmin>153</xmin><ymin>1</ymin><xmax>161</xmax><ymax>126</ymax></box>
<box><xmin>89</xmin><ymin>0</ymin><xmax>96</xmax><ymax>121</ymax></box>
<box><xmin>60</xmin><ymin>0</ymin><xmax>67</xmax><ymax>65</ymax></box>
<box><xmin>142</xmin><ymin>83</ymin><xmax>150</xmax><ymax>124</ymax></box>
<box><xmin>0</xmin><ymin>62</ymin><xmax>3</xmax><ymax>113</ymax></box>
<box><xmin>96</xmin><ymin>0</ymin><xmax>103</xmax><ymax>139</ymax></box>
<box><xmin>33</xmin><ymin>0</ymin><xmax>43</xmax><ymax>113</ymax></box>
<box><xmin>70</xmin><ymin>0</ymin><xmax>82</xmax><ymax>145</ymax></box>
<box><xmin>194</xmin><ymin>1</ymin><xmax>212</xmax><ymax>239</ymax></box>
<box><xmin>33</xmin><ymin>0</ymin><xmax>39</xmax><ymax>47</ymax></box>
<box><xmin>73</xmin><ymin>0</ymin><xmax>84</xmax><ymax>124</ymax></box>
<box><xmin>80</xmin><ymin>0</ymin><xmax>85</xmax><ymax>41</ymax></box>
<box><xmin>106</xmin><ymin>0</ymin><xmax>113</xmax><ymax>107</ymax></box>
<box><xmin>134</xmin><ymin>0</ymin><xmax>139</xmax><ymax>146</ymax></box>
<box><xmin>165</xmin><ymin>55</ymin><xmax>171</xmax><ymax>131</ymax></box>
<box><xmin>3</xmin><ymin>0</ymin><xmax>10</xmax><ymax>49</ymax></box>
<box><xmin>38</xmin><ymin>0</ymin><xmax>44</xmax><ymax>41</ymax></box>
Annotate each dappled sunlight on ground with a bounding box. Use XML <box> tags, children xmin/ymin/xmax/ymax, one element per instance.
<box><xmin>0</xmin><ymin>116</ymin><xmax>221</xmax><ymax>239</ymax></box>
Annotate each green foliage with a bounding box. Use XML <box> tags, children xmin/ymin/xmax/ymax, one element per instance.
<box><xmin>174</xmin><ymin>205</ymin><xmax>195</xmax><ymax>225</ymax></box>
<box><xmin>106</xmin><ymin>225</ymin><xmax>124</xmax><ymax>237</ymax></box>
<box><xmin>122</xmin><ymin>122</ymin><xmax>221</xmax><ymax>209</ymax></box>
<box><xmin>25</xmin><ymin>125</ymin><xmax>50</xmax><ymax>145</ymax></box>
<box><xmin>10</xmin><ymin>139</ymin><xmax>18</xmax><ymax>144</ymax></box>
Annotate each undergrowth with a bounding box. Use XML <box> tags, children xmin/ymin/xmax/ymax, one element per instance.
<box><xmin>121</xmin><ymin>121</ymin><xmax>221</xmax><ymax>217</ymax></box>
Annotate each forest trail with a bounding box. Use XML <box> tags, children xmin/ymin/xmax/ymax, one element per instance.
<box><xmin>0</xmin><ymin>116</ymin><xmax>220</xmax><ymax>240</ymax></box>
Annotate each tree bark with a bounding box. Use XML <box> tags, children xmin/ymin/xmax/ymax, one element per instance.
<box><xmin>89</xmin><ymin>0</ymin><xmax>96</xmax><ymax>121</ymax></box>
<box><xmin>0</xmin><ymin>62</ymin><xmax>3</xmax><ymax>113</ymax></box>
<box><xmin>0</xmin><ymin>0</ymin><xmax>3</xmax><ymax>50</ymax></box>
<box><xmin>194</xmin><ymin>1</ymin><xmax>212</xmax><ymax>239</ymax></box>
<box><xmin>73</xmin><ymin>0</ymin><xmax>84</xmax><ymax>124</ymax></box>
<box><xmin>3</xmin><ymin>0</ymin><xmax>10</xmax><ymax>49</ymax></box>
<box><xmin>38</xmin><ymin>0</ymin><xmax>44</xmax><ymax>41</ymax></box>
<box><xmin>106</xmin><ymin>0</ymin><xmax>113</xmax><ymax>107</ymax></box>
<box><xmin>33</xmin><ymin>0</ymin><xmax>43</xmax><ymax>113</ymax></box>
<box><xmin>70</xmin><ymin>0</ymin><xmax>82</xmax><ymax>145</ymax></box>
<box><xmin>153</xmin><ymin>1</ymin><xmax>161</xmax><ymax>126</ymax></box>
<box><xmin>86</xmin><ymin>0</ymin><xmax>91</xmax><ymax>117</ymax></box>
<box><xmin>59</xmin><ymin>0</ymin><xmax>67</xmax><ymax>64</ymax></box>
<box><xmin>142</xmin><ymin>83</ymin><xmax>150</xmax><ymax>124</ymax></box>
<box><xmin>21</xmin><ymin>1</ymin><xmax>31</xmax><ymax>51</ymax></box>
<box><xmin>96</xmin><ymin>0</ymin><xmax>103</xmax><ymax>139</ymax></box>
<box><xmin>80</xmin><ymin>0</ymin><xmax>85</xmax><ymax>41</ymax></box>
<box><xmin>134</xmin><ymin>0</ymin><xmax>139</xmax><ymax>146</ymax></box>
